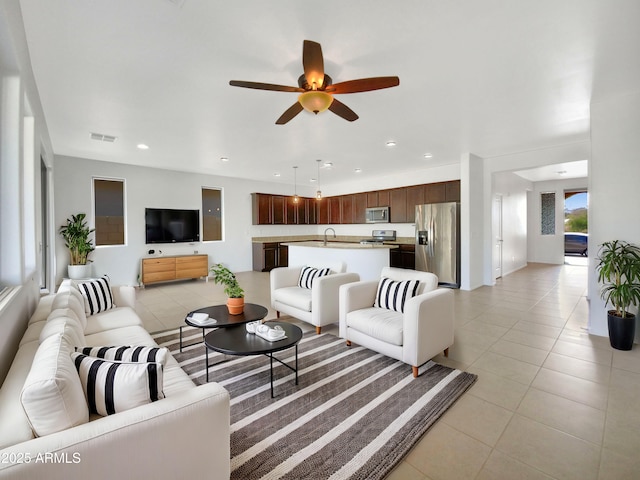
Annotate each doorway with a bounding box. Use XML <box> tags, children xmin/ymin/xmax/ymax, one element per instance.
<box><xmin>564</xmin><ymin>190</ymin><xmax>588</xmax><ymax>266</ymax></box>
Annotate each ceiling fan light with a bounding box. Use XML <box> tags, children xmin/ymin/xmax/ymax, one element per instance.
<box><xmin>298</xmin><ymin>91</ymin><xmax>333</xmax><ymax>114</ymax></box>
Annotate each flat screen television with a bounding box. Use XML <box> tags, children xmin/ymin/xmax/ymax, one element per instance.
<box><xmin>145</xmin><ymin>208</ymin><xmax>200</xmax><ymax>244</ymax></box>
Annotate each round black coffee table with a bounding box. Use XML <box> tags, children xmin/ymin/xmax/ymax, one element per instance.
<box><xmin>204</xmin><ymin>321</ymin><xmax>303</xmax><ymax>398</ymax></box>
<box><xmin>180</xmin><ymin>303</ymin><xmax>268</xmax><ymax>351</ymax></box>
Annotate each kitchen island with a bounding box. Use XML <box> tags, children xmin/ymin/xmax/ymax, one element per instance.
<box><xmin>283</xmin><ymin>241</ymin><xmax>398</xmax><ymax>281</ymax></box>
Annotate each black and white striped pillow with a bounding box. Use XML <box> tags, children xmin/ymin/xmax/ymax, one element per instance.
<box><xmin>71</xmin><ymin>352</ymin><xmax>164</xmax><ymax>416</ymax></box>
<box><xmin>77</xmin><ymin>276</ymin><xmax>115</xmax><ymax>315</ymax></box>
<box><xmin>75</xmin><ymin>346</ymin><xmax>168</xmax><ymax>366</ymax></box>
<box><xmin>298</xmin><ymin>266</ymin><xmax>331</xmax><ymax>289</ymax></box>
<box><xmin>373</xmin><ymin>277</ymin><xmax>420</xmax><ymax>313</ymax></box>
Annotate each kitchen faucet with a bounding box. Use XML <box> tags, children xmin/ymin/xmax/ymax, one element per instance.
<box><xmin>323</xmin><ymin>227</ymin><xmax>336</xmax><ymax>246</ymax></box>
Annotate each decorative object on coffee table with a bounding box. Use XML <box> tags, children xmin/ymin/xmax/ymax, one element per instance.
<box><xmin>209</xmin><ymin>263</ymin><xmax>245</xmax><ymax>314</ymax></box>
<box><xmin>596</xmin><ymin>239</ymin><xmax>640</xmax><ymax>350</ymax></box>
<box><xmin>59</xmin><ymin>213</ymin><xmax>95</xmax><ymax>280</ymax></box>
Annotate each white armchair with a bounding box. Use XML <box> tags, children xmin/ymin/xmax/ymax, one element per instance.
<box><xmin>339</xmin><ymin>266</ymin><xmax>454</xmax><ymax>377</ymax></box>
<box><xmin>270</xmin><ymin>262</ymin><xmax>360</xmax><ymax>334</ymax></box>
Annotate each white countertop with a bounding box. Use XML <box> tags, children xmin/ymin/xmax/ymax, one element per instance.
<box><xmin>283</xmin><ymin>241</ymin><xmax>398</xmax><ymax>249</ymax></box>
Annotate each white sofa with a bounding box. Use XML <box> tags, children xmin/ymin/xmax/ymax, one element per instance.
<box><xmin>0</xmin><ymin>280</ymin><xmax>230</xmax><ymax>480</ymax></box>
<box><xmin>339</xmin><ymin>267</ymin><xmax>454</xmax><ymax>377</ymax></box>
<box><xmin>270</xmin><ymin>262</ymin><xmax>360</xmax><ymax>334</ymax></box>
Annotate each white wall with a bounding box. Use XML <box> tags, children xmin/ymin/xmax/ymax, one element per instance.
<box><xmin>493</xmin><ymin>172</ymin><xmax>531</xmax><ymax>278</ymax></box>
<box><xmin>53</xmin><ymin>156</ymin><xmax>321</xmax><ymax>286</ymax></box>
<box><xmin>460</xmin><ymin>153</ymin><xmax>486</xmax><ymax>290</ymax></box>
<box><xmin>527</xmin><ymin>177</ymin><xmax>587</xmax><ymax>264</ymax></box>
<box><xmin>588</xmin><ymin>91</ymin><xmax>640</xmax><ymax>339</ymax></box>
<box><xmin>0</xmin><ymin>0</ymin><xmax>54</xmax><ymax>385</ymax></box>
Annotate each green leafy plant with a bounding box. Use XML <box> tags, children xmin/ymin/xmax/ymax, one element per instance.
<box><xmin>596</xmin><ymin>240</ymin><xmax>640</xmax><ymax>318</ymax></box>
<box><xmin>59</xmin><ymin>213</ymin><xmax>95</xmax><ymax>265</ymax></box>
<box><xmin>209</xmin><ymin>263</ymin><xmax>244</xmax><ymax>298</ymax></box>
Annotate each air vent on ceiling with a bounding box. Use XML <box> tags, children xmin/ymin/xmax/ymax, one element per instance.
<box><xmin>90</xmin><ymin>132</ymin><xmax>117</xmax><ymax>143</ymax></box>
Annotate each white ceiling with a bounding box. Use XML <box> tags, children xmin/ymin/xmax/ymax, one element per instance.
<box><xmin>18</xmin><ymin>0</ymin><xmax>640</xmax><ymax>188</ymax></box>
<box><xmin>513</xmin><ymin>159</ymin><xmax>588</xmax><ymax>182</ymax></box>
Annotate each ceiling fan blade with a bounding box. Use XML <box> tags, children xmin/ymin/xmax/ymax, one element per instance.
<box><xmin>302</xmin><ymin>40</ymin><xmax>325</xmax><ymax>89</ymax></box>
<box><xmin>328</xmin><ymin>98</ymin><xmax>359</xmax><ymax>122</ymax></box>
<box><xmin>326</xmin><ymin>76</ymin><xmax>400</xmax><ymax>94</ymax></box>
<box><xmin>275</xmin><ymin>102</ymin><xmax>304</xmax><ymax>125</ymax></box>
<box><xmin>229</xmin><ymin>80</ymin><xmax>303</xmax><ymax>93</ymax></box>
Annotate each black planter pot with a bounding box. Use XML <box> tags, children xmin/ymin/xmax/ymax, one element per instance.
<box><xmin>607</xmin><ymin>311</ymin><xmax>636</xmax><ymax>351</ymax></box>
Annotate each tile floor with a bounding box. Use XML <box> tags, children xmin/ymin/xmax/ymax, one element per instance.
<box><xmin>135</xmin><ymin>262</ymin><xmax>640</xmax><ymax>480</ymax></box>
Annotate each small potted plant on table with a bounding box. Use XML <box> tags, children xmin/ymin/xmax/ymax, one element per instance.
<box><xmin>59</xmin><ymin>213</ymin><xmax>95</xmax><ymax>280</ymax></box>
<box><xmin>209</xmin><ymin>263</ymin><xmax>245</xmax><ymax>314</ymax></box>
<box><xmin>596</xmin><ymin>240</ymin><xmax>640</xmax><ymax>350</ymax></box>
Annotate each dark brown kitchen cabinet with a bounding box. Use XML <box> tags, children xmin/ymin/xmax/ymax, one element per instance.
<box><xmin>271</xmin><ymin>195</ymin><xmax>286</xmax><ymax>224</ymax></box>
<box><xmin>341</xmin><ymin>195</ymin><xmax>355</xmax><ymax>224</ymax></box>
<box><xmin>445</xmin><ymin>180</ymin><xmax>461</xmax><ymax>202</ymax></box>
<box><xmin>390</xmin><ymin>244</ymin><xmax>416</xmax><ymax>269</ymax></box>
<box><xmin>405</xmin><ymin>185</ymin><xmax>424</xmax><ymax>221</ymax></box>
<box><xmin>317</xmin><ymin>198</ymin><xmax>329</xmax><ymax>224</ymax></box>
<box><xmin>425</xmin><ymin>183</ymin><xmax>446</xmax><ymax>203</ymax></box>
<box><xmin>329</xmin><ymin>197</ymin><xmax>341</xmax><ymax>224</ymax></box>
<box><xmin>286</xmin><ymin>196</ymin><xmax>298</xmax><ymax>224</ymax></box>
<box><xmin>306</xmin><ymin>198</ymin><xmax>318</xmax><ymax>224</ymax></box>
<box><xmin>378</xmin><ymin>190</ymin><xmax>390</xmax><ymax>207</ymax></box>
<box><xmin>354</xmin><ymin>193</ymin><xmax>367</xmax><ymax>223</ymax></box>
<box><xmin>366</xmin><ymin>192</ymin><xmax>379</xmax><ymax>207</ymax></box>
<box><xmin>389</xmin><ymin>188</ymin><xmax>407</xmax><ymax>223</ymax></box>
<box><xmin>252</xmin><ymin>193</ymin><xmax>272</xmax><ymax>225</ymax></box>
<box><xmin>252</xmin><ymin>242</ymin><xmax>288</xmax><ymax>272</ymax></box>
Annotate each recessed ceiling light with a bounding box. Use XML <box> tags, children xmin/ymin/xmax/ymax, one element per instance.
<box><xmin>323</xmin><ymin>162</ymin><xmax>333</xmax><ymax>168</ymax></box>
<box><xmin>310</xmin><ymin>178</ymin><xmax>317</xmax><ymax>183</ymax></box>
<box><xmin>386</xmin><ymin>141</ymin><xmax>397</xmax><ymax>147</ymax></box>
<box><xmin>273</xmin><ymin>173</ymin><xmax>281</xmax><ymax>177</ymax></box>
<box><xmin>423</xmin><ymin>153</ymin><xmax>433</xmax><ymax>158</ymax></box>
<box><xmin>137</xmin><ymin>143</ymin><xmax>149</xmax><ymax>150</ymax></box>
<box><xmin>220</xmin><ymin>157</ymin><xmax>229</xmax><ymax>162</ymax></box>
<box><xmin>354</xmin><ymin>168</ymin><xmax>362</xmax><ymax>173</ymax></box>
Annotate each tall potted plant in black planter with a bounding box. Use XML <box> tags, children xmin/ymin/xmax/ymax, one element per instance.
<box><xmin>596</xmin><ymin>240</ymin><xmax>640</xmax><ymax>350</ymax></box>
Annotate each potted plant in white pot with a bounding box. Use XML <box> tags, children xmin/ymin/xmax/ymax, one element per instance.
<box><xmin>209</xmin><ymin>263</ymin><xmax>245</xmax><ymax>314</ymax></box>
<box><xmin>59</xmin><ymin>213</ymin><xmax>95</xmax><ymax>280</ymax></box>
<box><xmin>596</xmin><ymin>240</ymin><xmax>640</xmax><ymax>350</ymax></box>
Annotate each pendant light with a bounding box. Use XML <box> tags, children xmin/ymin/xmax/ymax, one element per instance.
<box><xmin>315</xmin><ymin>159</ymin><xmax>322</xmax><ymax>200</ymax></box>
<box><xmin>292</xmin><ymin>166</ymin><xmax>299</xmax><ymax>204</ymax></box>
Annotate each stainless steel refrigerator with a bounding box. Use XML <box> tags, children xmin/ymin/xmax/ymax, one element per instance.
<box><xmin>415</xmin><ymin>202</ymin><xmax>460</xmax><ymax>287</ymax></box>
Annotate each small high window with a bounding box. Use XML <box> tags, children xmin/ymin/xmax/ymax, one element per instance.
<box><xmin>94</xmin><ymin>178</ymin><xmax>125</xmax><ymax>246</ymax></box>
<box><xmin>202</xmin><ymin>187</ymin><xmax>222</xmax><ymax>241</ymax></box>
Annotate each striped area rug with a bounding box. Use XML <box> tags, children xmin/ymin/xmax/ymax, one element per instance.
<box><xmin>153</xmin><ymin>324</ymin><xmax>477</xmax><ymax>480</ymax></box>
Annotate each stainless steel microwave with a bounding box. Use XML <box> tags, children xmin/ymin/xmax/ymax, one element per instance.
<box><xmin>365</xmin><ymin>206</ymin><xmax>390</xmax><ymax>223</ymax></box>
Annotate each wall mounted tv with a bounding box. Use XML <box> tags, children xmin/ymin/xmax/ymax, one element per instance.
<box><xmin>145</xmin><ymin>208</ymin><xmax>200</xmax><ymax>244</ymax></box>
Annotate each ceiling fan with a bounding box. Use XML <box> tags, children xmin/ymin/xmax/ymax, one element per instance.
<box><xmin>229</xmin><ymin>40</ymin><xmax>400</xmax><ymax>124</ymax></box>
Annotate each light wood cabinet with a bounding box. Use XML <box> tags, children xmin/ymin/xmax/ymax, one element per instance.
<box><xmin>141</xmin><ymin>254</ymin><xmax>208</xmax><ymax>286</ymax></box>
